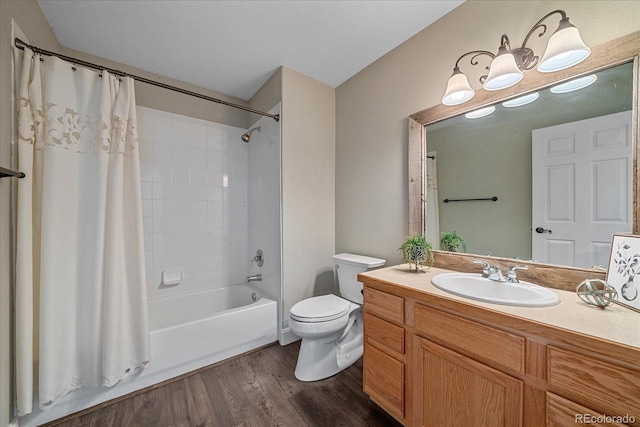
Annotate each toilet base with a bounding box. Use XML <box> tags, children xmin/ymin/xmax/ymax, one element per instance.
<box><xmin>336</xmin><ymin>334</ymin><xmax>363</xmax><ymax>370</ymax></box>
<box><xmin>294</xmin><ymin>312</ymin><xmax>363</xmax><ymax>382</ymax></box>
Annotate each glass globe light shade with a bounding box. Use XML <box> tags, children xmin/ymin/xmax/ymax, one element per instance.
<box><xmin>538</xmin><ymin>18</ymin><xmax>591</xmax><ymax>72</ymax></box>
<box><xmin>483</xmin><ymin>46</ymin><xmax>524</xmax><ymax>91</ymax></box>
<box><xmin>442</xmin><ymin>67</ymin><xmax>475</xmax><ymax>106</ymax></box>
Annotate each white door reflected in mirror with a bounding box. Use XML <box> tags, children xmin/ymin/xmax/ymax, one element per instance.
<box><xmin>532</xmin><ymin>110</ymin><xmax>632</xmax><ymax>268</ymax></box>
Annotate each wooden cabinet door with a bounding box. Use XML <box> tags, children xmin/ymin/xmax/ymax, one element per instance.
<box><xmin>414</xmin><ymin>337</ymin><xmax>523</xmax><ymax>427</ymax></box>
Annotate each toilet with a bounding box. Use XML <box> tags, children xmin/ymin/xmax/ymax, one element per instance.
<box><xmin>289</xmin><ymin>253</ymin><xmax>386</xmax><ymax>381</ymax></box>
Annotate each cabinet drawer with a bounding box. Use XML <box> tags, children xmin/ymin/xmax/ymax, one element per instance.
<box><xmin>547</xmin><ymin>346</ymin><xmax>640</xmax><ymax>425</ymax></box>
<box><xmin>414</xmin><ymin>304</ymin><xmax>525</xmax><ymax>374</ymax></box>
<box><xmin>364</xmin><ymin>312</ymin><xmax>404</xmax><ymax>355</ymax></box>
<box><xmin>363</xmin><ymin>343</ymin><xmax>404</xmax><ymax>420</ymax></box>
<box><xmin>547</xmin><ymin>392</ymin><xmax>629</xmax><ymax>427</ymax></box>
<box><xmin>364</xmin><ymin>287</ymin><xmax>404</xmax><ymax>324</ymax></box>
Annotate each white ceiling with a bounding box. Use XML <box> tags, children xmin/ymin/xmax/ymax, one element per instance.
<box><xmin>38</xmin><ymin>0</ymin><xmax>463</xmax><ymax>101</ymax></box>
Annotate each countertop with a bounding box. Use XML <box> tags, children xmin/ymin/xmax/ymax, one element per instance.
<box><xmin>360</xmin><ymin>264</ymin><xmax>640</xmax><ymax>351</ymax></box>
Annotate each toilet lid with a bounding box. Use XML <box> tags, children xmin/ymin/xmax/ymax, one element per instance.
<box><xmin>290</xmin><ymin>294</ymin><xmax>351</xmax><ymax>323</ymax></box>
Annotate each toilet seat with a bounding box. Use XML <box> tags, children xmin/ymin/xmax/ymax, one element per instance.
<box><xmin>290</xmin><ymin>294</ymin><xmax>351</xmax><ymax>323</ymax></box>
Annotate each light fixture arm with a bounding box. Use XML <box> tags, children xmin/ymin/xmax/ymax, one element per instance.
<box><xmin>521</xmin><ymin>9</ymin><xmax>567</xmax><ymax>50</ymax></box>
<box><xmin>453</xmin><ymin>50</ymin><xmax>496</xmax><ymax>84</ymax></box>
<box><xmin>513</xmin><ymin>9</ymin><xmax>569</xmax><ymax>71</ymax></box>
<box><xmin>500</xmin><ymin>34</ymin><xmax>512</xmax><ymax>51</ymax></box>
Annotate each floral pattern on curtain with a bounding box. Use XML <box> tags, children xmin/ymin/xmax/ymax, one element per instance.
<box><xmin>15</xmin><ymin>48</ymin><xmax>149</xmax><ymax>416</ymax></box>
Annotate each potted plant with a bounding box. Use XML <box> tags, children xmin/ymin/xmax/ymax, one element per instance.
<box><xmin>440</xmin><ymin>231</ymin><xmax>467</xmax><ymax>253</ymax></box>
<box><xmin>399</xmin><ymin>235</ymin><xmax>434</xmax><ymax>272</ymax></box>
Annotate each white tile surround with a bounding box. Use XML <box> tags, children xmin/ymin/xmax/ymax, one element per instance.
<box><xmin>137</xmin><ymin>107</ymin><xmax>251</xmax><ymax>307</ymax></box>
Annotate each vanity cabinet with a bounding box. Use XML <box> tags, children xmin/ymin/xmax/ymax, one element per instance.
<box><xmin>360</xmin><ymin>272</ymin><xmax>640</xmax><ymax>427</ymax></box>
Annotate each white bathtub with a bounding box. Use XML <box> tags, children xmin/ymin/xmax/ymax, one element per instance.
<box><xmin>146</xmin><ymin>285</ymin><xmax>278</xmax><ymax>381</ymax></box>
<box><xmin>21</xmin><ymin>285</ymin><xmax>277</xmax><ymax>427</ymax></box>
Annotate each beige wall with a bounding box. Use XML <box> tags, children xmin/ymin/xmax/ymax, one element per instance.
<box><xmin>335</xmin><ymin>0</ymin><xmax>640</xmax><ymax>265</ymax></box>
<box><xmin>281</xmin><ymin>68</ymin><xmax>336</xmax><ymax>334</ymax></box>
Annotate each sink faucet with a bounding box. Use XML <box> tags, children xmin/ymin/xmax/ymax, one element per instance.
<box><xmin>506</xmin><ymin>265</ymin><xmax>528</xmax><ymax>283</ymax></box>
<box><xmin>473</xmin><ymin>259</ymin><xmax>492</xmax><ymax>277</ymax></box>
<box><xmin>487</xmin><ymin>266</ymin><xmax>506</xmax><ymax>282</ymax></box>
<box><xmin>473</xmin><ymin>259</ymin><xmax>529</xmax><ymax>283</ymax></box>
<box><xmin>473</xmin><ymin>259</ymin><xmax>505</xmax><ymax>282</ymax></box>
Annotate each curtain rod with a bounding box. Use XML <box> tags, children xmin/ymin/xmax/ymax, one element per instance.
<box><xmin>14</xmin><ymin>38</ymin><xmax>280</xmax><ymax>122</ymax></box>
<box><xmin>0</xmin><ymin>166</ymin><xmax>25</xmax><ymax>179</ymax></box>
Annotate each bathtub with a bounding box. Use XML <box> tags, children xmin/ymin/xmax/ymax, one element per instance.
<box><xmin>146</xmin><ymin>285</ymin><xmax>278</xmax><ymax>381</ymax></box>
<box><xmin>21</xmin><ymin>285</ymin><xmax>277</xmax><ymax>427</ymax></box>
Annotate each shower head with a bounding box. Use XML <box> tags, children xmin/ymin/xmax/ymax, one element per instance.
<box><xmin>241</xmin><ymin>126</ymin><xmax>261</xmax><ymax>143</ymax></box>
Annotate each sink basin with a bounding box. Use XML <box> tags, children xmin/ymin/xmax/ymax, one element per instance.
<box><xmin>431</xmin><ymin>273</ymin><xmax>560</xmax><ymax>307</ymax></box>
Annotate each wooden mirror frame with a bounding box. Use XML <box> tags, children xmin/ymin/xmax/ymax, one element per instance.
<box><xmin>408</xmin><ymin>32</ymin><xmax>640</xmax><ymax>291</ymax></box>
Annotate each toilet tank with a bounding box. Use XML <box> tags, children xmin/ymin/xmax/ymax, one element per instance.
<box><xmin>333</xmin><ymin>253</ymin><xmax>386</xmax><ymax>304</ymax></box>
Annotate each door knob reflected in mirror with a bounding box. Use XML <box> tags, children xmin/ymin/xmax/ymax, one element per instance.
<box><xmin>535</xmin><ymin>227</ymin><xmax>552</xmax><ymax>234</ymax></box>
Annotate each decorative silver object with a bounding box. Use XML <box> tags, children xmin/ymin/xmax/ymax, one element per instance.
<box><xmin>576</xmin><ymin>279</ymin><xmax>618</xmax><ymax>308</ymax></box>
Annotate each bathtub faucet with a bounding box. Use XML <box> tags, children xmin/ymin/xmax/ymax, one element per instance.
<box><xmin>247</xmin><ymin>273</ymin><xmax>262</xmax><ymax>282</ymax></box>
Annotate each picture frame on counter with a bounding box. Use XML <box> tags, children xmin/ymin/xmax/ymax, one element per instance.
<box><xmin>607</xmin><ymin>233</ymin><xmax>640</xmax><ymax>312</ymax></box>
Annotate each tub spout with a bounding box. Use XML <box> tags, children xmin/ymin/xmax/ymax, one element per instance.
<box><xmin>247</xmin><ymin>273</ymin><xmax>262</xmax><ymax>282</ymax></box>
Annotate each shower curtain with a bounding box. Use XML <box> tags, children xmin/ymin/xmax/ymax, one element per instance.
<box><xmin>14</xmin><ymin>48</ymin><xmax>149</xmax><ymax>416</ymax></box>
<box><xmin>426</xmin><ymin>152</ymin><xmax>440</xmax><ymax>250</ymax></box>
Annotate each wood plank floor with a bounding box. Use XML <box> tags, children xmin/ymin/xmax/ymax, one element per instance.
<box><xmin>46</xmin><ymin>341</ymin><xmax>402</xmax><ymax>427</ymax></box>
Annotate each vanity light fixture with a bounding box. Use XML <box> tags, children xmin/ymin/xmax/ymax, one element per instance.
<box><xmin>441</xmin><ymin>10</ymin><xmax>591</xmax><ymax>106</ymax></box>
<box><xmin>502</xmin><ymin>92</ymin><xmax>539</xmax><ymax>108</ymax></box>
<box><xmin>464</xmin><ymin>106</ymin><xmax>495</xmax><ymax>119</ymax></box>
<box><xmin>550</xmin><ymin>74</ymin><xmax>597</xmax><ymax>94</ymax></box>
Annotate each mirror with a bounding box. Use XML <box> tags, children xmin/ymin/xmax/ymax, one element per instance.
<box><xmin>408</xmin><ymin>32</ymin><xmax>639</xmax><ymax>274</ymax></box>
<box><xmin>424</xmin><ymin>62</ymin><xmax>633</xmax><ymax>268</ymax></box>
